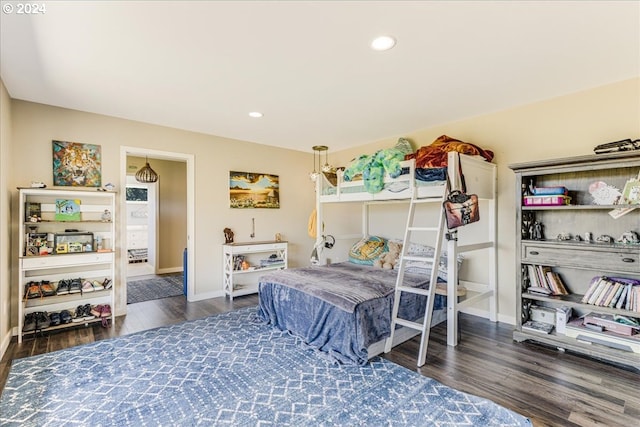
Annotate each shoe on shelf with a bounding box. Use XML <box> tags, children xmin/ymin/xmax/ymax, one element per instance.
<box><xmin>49</xmin><ymin>311</ymin><xmax>61</xmax><ymax>326</ymax></box>
<box><xmin>23</xmin><ymin>313</ymin><xmax>36</xmax><ymax>331</ymax></box>
<box><xmin>60</xmin><ymin>310</ymin><xmax>72</xmax><ymax>324</ymax></box>
<box><xmin>35</xmin><ymin>311</ymin><xmax>50</xmax><ymax>330</ymax></box>
<box><xmin>25</xmin><ymin>281</ymin><xmax>42</xmax><ymax>299</ymax></box>
<box><xmin>90</xmin><ymin>305</ymin><xmax>103</xmax><ymax>318</ymax></box>
<box><xmin>69</xmin><ymin>278</ymin><xmax>82</xmax><ymax>294</ymax></box>
<box><xmin>91</xmin><ymin>280</ymin><xmax>105</xmax><ymax>291</ymax></box>
<box><xmin>102</xmin><ymin>278</ymin><xmax>113</xmax><ymax>290</ymax></box>
<box><xmin>100</xmin><ymin>304</ymin><xmax>112</xmax><ymax>327</ymax></box>
<box><xmin>40</xmin><ymin>281</ymin><xmax>56</xmax><ymax>297</ymax></box>
<box><xmin>71</xmin><ymin>305</ymin><xmax>85</xmax><ymax>323</ymax></box>
<box><xmin>100</xmin><ymin>304</ymin><xmax>112</xmax><ymax>318</ymax></box>
<box><xmin>83</xmin><ymin>304</ymin><xmax>95</xmax><ymax>320</ymax></box>
<box><xmin>81</xmin><ymin>280</ymin><xmax>95</xmax><ymax>293</ymax></box>
<box><xmin>56</xmin><ymin>280</ymin><xmax>70</xmax><ymax>295</ymax></box>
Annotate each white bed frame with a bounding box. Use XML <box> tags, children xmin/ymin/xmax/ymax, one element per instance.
<box><xmin>315</xmin><ymin>151</ymin><xmax>498</xmax><ymax>356</ymax></box>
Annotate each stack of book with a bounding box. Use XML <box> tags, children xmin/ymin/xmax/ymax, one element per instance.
<box><xmin>526</xmin><ymin>264</ymin><xmax>569</xmax><ymax>296</ymax></box>
<box><xmin>581</xmin><ymin>276</ymin><xmax>640</xmax><ymax>310</ymax></box>
<box><xmin>524</xmin><ymin>186</ymin><xmax>571</xmax><ymax>206</ymax></box>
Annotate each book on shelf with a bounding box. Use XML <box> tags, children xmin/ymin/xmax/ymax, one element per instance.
<box><xmin>584</xmin><ymin>312</ymin><xmax>639</xmax><ymax>337</ymax></box>
<box><xmin>522</xmin><ymin>320</ymin><xmax>554</xmax><ymax>334</ymax></box>
<box><xmin>545</xmin><ymin>271</ymin><xmax>569</xmax><ymax>295</ymax></box>
<box><xmin>582</xmin><ymin>276</ymin><xmax>640</xmax><ymax>310</ymax></box>
<box><xmin>525</xmin><ymin>264</ymin><xmax>569</xmax><ymax>296</ymax></box>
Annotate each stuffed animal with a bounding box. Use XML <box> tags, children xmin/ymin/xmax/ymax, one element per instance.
<box><xmin>373</xmin><ymin>241</ymin><xmax>402</xmax><ymax>269</ymax></box>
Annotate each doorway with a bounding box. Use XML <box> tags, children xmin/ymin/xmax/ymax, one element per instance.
<box><xmin>125</xmin><ymin>176</ymin><xmax>157</xmax><ymax>278</ymax></box>
<box><xmin>120</xmin><ymin>147</ymin><xmax>195</xmax><ymax>311</ymax></box>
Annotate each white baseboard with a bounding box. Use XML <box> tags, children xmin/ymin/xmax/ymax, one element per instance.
<box><xmin>188</xmin><ymin>289</ymin><xmax>225</xmax><ymax>302</ymax></box>
<box><xmin>157</xmin><ymin>267</ymin><xmax>183</xmax><ymax>275</ymax></box>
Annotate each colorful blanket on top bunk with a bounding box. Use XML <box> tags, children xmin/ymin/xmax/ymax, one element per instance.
<box><xmin>341</xmin><ymin>136</ymin><xmax>493</xmax><ymax>194</ymax></box>
<box><xmin>343</xmin><ymin>138</ymin><xmax>413</xmax><ymax>193</ymax></box>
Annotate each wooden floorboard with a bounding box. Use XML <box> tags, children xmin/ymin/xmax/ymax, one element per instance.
<box><xmin>1</xmin><ymin>294</ymin><xmax>638</xmax><ymax>427</ymax></box>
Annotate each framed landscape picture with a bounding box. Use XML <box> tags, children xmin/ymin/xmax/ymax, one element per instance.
<box><xmin>229</xmin><ymin>171</ymin><xmax>279</xmax><ymax>209</ymax></box>
<box><xmin>52</xmin><ymin>140</ymin><xmax>102</xmax><ymax>187</ymax></box>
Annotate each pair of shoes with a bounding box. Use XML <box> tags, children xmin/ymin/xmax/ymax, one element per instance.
<box><xmin>25</xmin><ymin>282</ymin><xmax>41</xmax><ymax>299</ymax></box>
<box><xmin>71</xmin><ymin>304</ymin><xmax>95</xmax><ymax>322</ymax></box>
<box><xmin>90</xmin><ymin>304</ymin><xmax>112</xmax><ymax>318</ymax></box>
<box><xmin>69</xmin><ymin>278</ymin><xmax>82</xmax><ymax>294</ymax></box>
<box><xmin>56</xmin><ymin>279</ymin><xmax>70</xmax><ymax>295</ymax></box>
<box><xmin>91</xmin><ymin>280</ymin><xmax>105</xmax><ymax>291</ymax></box>
<box><xmin>81</xmin><ymin>280</ymin><xmax>95</xmax><ymax>293</ymax></box>
<box><xmin>40</xmin><ymin>281</ymin><xmax>56</xmax><ymax>297</ymax></box>
<box><xmin>102</xmin><ymin>278</ymin><xmax>113</xmax><ymax>290</ymax></box>
<box><xmin>32</xmin><ymin>311</ymin><xmax>51</xmax><ymax>330</ymax></box>
<box><xmin>24</xmin><ymin>312</ymin><xmax>52</xmax><ymax>331</ymax></box>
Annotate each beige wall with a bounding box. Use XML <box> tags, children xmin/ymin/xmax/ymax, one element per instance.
<box><xmin>0</xmin><ymin>80</ymin><xmax>13</xmax><ymax>356</ymax></box>
<box><xmin>127</xmin><ymin>156</ymin><xmax>187</xmax><ymax>271</ymax></box>
<box><xmin>8</xmin><ymin>101</ymin><xmax>316</xmax><ymax>319</ymax></box>
<box><xmin>332</xmin><ymin>78</ymin><xmax>640</xmax><ymax>324</ymax></box>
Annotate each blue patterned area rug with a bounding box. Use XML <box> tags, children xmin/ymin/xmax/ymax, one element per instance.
<box><xmin>0</xmin><ymin>307</ymin><xmax>530</xmax><ymax>426</ymax></box>
<box><xmin>127</xmin><ymin>273</ymin><xmax>183</xmax><ymax>304</ymax></box>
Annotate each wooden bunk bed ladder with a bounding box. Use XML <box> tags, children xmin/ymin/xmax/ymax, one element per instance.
<box><xmin>384</xmin><ymin>193</ymin><xmax>447</xmax><ymax>367</ymax></box>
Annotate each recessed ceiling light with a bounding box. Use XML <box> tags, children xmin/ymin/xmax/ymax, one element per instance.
<box><xmin>371</xmin><ymin>35</ymin><xmax>396</xmax><ymax>51</ymax></box>
<box><xmin>248</xmin><ymin>112</ymin><xmax>263</xmax><ymax>118</ymax></box>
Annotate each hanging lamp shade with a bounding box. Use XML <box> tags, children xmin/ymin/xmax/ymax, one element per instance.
<box><xmin>135</xmin><ymin>158</ymin><xmax>159</xmax><ymax>183</ymax></box>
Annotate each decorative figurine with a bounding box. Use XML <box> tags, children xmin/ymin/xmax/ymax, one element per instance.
<box><xmin>101</xmin><ymin>209</ymin><xmax>112</xmax><ymax>222</ymax></box>
<box><xmin>573</xmin><ymin>234</ymin><xmax>583</xmax><ymax>242</ymax></box>
<box><xmin>617</xmin><ymin>231</ymin><xmax>639</xmax><ymax>244</ymax></box>
<box><xmin>595</xmin><ymin>234</ymin><xmax>614</xmax><ymax>244</ymax></box>
<box><xmin>584</xmin><ymin>232</ymin><xmax>592</xmax><ymax>242</ymax></box>
<box><xmin>532</xmin><ymin>221</ymin><xmax>545</xmax><ymax>241</ymax></box>
<box><xmin>224</xmin><ymin>227</ymin><xmax>234</xmax><ymax>244</ymax></box>
<box><xmin>557</xmin><ymin>232</ymin><xmax>572</xmax><ymax>241</ymax></box>
<box><xmin>522</xmin><ymin>212</ymin><xmax>534</xmax><ymax>240</ymax></box>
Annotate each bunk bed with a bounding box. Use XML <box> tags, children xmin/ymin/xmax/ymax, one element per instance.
<box><xmin>258</xmin><ymin>143</ymin><xmax>498</xmax><ymax>365</ymax></box>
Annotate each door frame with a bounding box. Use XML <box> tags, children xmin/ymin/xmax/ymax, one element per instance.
<box><xmin>120</xmin><ymin>146</ymin><xmax>195</xmax><ymax>310</ymax></box>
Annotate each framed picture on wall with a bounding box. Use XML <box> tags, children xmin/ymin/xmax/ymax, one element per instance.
<box><xmin>229</xmin><ymin>171</ymin><xmax>280</xmax><ymax>209</ymax></box>
<box><xmin>52</xmin><ymin>140</ymin><xmax>102</xmax><ymax>187</ymax></box>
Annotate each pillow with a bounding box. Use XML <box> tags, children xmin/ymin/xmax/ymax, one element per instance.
<box><xmin>348</xmin><ymin>236</ymin><xmax>387</xmax><ymax>265</ymax></box>
<box><xmin>403</xmin><ymin>242</ymin><xmax>464</xmax><ymax>281</ymax></box>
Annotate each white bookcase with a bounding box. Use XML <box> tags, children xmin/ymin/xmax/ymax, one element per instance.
<box><xmin>223</xmin><ymin>241</ymin><xmax>287</xmax><ymax>300</ymax></box>
<box><xmin>17</xmin><ymin>188</ymin><xmax>116</xmax><ymax>342</ymax></box>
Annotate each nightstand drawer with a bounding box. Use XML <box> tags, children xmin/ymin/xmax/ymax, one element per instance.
<box><xmin>522</xmin><ymin>243</ymin><xmax>639</xmax><ymax>273</ymax></box>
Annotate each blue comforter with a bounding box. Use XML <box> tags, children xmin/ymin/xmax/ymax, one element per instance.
<box><xmin>257</xmin><ymin>262</ymin><xmax>444</xmax><ymax>365</ymax></box>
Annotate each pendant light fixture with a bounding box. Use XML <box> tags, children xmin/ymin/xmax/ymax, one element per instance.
<box><xmin>321</xmin><ymin>147</ymin><xmax>335</xmax><ymax>173</ymax></box>
<box><xmin>135</xmin><ymin>157</ymin><xmax>159</xmax><ymax>183</ymax></box>
<box><xmin>310</xmin><ymin>145</ymin><xmax>332</xmax><ymax>182</ymax></box>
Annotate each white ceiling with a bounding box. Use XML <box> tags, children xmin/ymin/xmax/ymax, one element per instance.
<box><xmin>1</xmin><ymin>1</ymin><xmax>639</xmax><ymax>153</ymax></box>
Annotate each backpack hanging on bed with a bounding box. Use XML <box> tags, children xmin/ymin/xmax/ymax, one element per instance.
<box><xmin>442</xmin><ymin>155</ymin><xmax>480</xmax><ymax>229</ymax></box>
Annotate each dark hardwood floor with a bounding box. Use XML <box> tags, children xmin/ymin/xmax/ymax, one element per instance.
<box><xmin>1</xmin><ymin>294</ymin><xmax>638</xmax><ymax>427</ymax></box>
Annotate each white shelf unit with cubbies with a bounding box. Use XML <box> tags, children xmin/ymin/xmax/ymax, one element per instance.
<box><xmin>17</xmin><ymin>188</ymin><xmax>116</xmax><ymax>342</ymax></box>
<box><xmin>223</xmin><ymin>241</ymin><xmax>287</xmax><ymax>300</ymax></box>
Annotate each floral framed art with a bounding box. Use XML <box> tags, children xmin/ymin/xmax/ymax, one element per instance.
<box><xmin>229</xmin><ymin>171</ymin><xmax>280</xmax><ymax>209</ymax></box>
<box><xmin>52</xmin><ymin>140</ymin><xmax>102</xmax><ymax>187</ymax></box>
